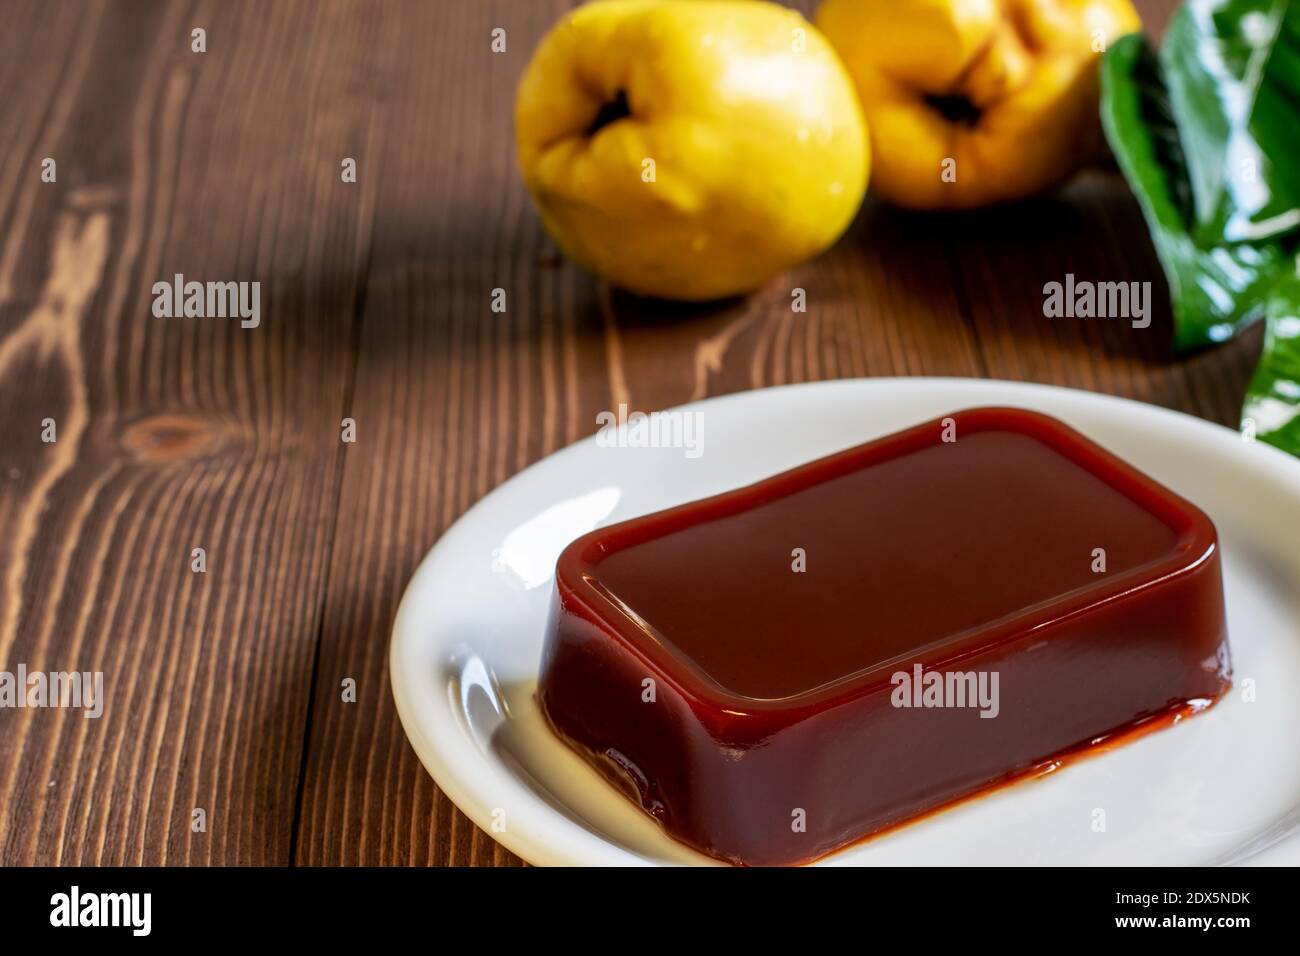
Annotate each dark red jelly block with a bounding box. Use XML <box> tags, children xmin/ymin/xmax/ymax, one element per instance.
<box><xmin>538</xmin><ymin>407</ymin><xmax>1231</xmax><ymax>865</ymax></box>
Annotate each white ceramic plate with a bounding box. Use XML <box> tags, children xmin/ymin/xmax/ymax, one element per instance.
<box><xmin>390</xmin><ymin>378</ymin><xmax>1300</xmax><ymax>866</ymax></box>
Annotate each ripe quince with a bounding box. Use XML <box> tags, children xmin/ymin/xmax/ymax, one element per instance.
<box><xmin>515</xmin><ymin>0</ymin><xmax>869</xmax><ymax>300</ymax></box>
<box><xmin>815</xmin><ymin>0</ymin><xmax>1141</xmax><ymax>208</ymax></box>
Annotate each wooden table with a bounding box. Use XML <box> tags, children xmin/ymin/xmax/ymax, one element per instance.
<box><xmin>0</xmin><ymin>0</ymin><xmax>1255</xmax><ymax>866</ymax></box>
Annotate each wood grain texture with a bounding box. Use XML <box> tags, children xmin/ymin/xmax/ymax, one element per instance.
<box><xmin>0</xmin><ymin>0</ymin><xmax>387</xmax><ymax>864</ymax></box>
<box><xmin>0</xmin><ymin>0</ymin><xmax>1256</xmax><ymax>867</ymax></box>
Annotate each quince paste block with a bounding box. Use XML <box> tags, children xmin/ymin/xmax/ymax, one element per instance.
<box><xmin>538</xmin><ymin>407</ymin><xmax>1231</xmax><ymax>865</ymax></box>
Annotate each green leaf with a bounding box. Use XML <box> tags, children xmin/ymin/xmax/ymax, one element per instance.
<box><xmin>1162</xmin><ymin>1</ymin><xmax>1300</xmax><ymax>244</ymax></box>
<box><xmin>1244</xmin><ymin>270</ymin><xmax>1300</xmax><ymax>455</ymax></box>
<box><xmin>1101</xmin><ymin>7</ymin><xmax>1300</xmax><ymax>353</ymax></box>
<box><xmin>1101</xmin><ymin>0</ymin><xmax>1300</xmax><ymax>456</ymax></box>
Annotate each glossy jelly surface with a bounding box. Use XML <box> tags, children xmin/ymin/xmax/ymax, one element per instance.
<box><xmin>538</xmin><ymin>407</ymin><xmax>1231</xmax><ymax>865</ymax></box>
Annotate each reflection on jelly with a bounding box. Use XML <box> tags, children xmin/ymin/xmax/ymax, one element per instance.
<box><xmin>539</xmin><ymin>408</ymin><xmax>1232</xmax><ymax>866</ymax></box>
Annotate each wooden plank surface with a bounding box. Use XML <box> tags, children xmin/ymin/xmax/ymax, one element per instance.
<box><xmin>0</xmin><ymin>0</ymin><xmax>1258</xmax><ymax>866</ymax></box>
<box><xmin>0</xmin><ymin>0</ymin><xmax>388</xmax><ymax>864</ymax></box>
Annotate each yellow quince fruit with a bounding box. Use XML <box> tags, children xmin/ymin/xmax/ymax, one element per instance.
<box><xmin>515</xmin><ymin>0</ymin><xmax>869</xmax><ymax>301</ymax></box>
<box><xmin>815</xmin><ymin>0</ymin><xmax>1141</xmax><ymax>208</ymax></box>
